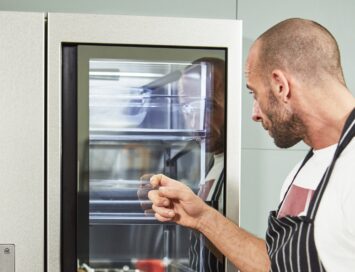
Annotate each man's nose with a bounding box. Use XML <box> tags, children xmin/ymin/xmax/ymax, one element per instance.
<box><xmin>252</xmin><ymin>100</ymin><xmax>262</xmax><ymax>122</ymax></box>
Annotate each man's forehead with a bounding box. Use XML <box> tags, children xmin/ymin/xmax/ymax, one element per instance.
<box><xmin>247</xmin><ymin>42</ymin><xmax>260</xmax><ymax>65</ymax></box>
<box><xmin>244</xmin><ymin>55</ymin><xmax>254</xmax><ymax>82</ymax></box>
<box><xmin>245</xmin><ymin>59</ymin><xmax>251</xmax><ymax>74</ymax></box>
<box><xmin>245</xmin><ymin>42</ymin><xmax>261</xmax><ymax>76</ymax></box>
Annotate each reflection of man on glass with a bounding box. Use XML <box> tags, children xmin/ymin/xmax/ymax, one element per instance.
<box><xmin>138</xmin><ymin>57</ymin><xmax>226</xmax><ymax>272</ymax></box>
<box><xmin>179</xmin><ymin>57</ymin><xmax>226</xmax><ymax>272</ymax></box>
<box><xmin>179</xmin><ymin>57</ymin><xmax>225</xmax><ymax>202</ymax></box>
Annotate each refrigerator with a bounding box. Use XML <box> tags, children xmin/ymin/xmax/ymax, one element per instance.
<box><xmin>0</xmin><ymin>12</ymin><xmax>242</xmax><ymax>272</ymax></box>
<box><xmin>51</xmin><ymin>13</ymin><xmax>242</xmax><ymax>272</ymax></box>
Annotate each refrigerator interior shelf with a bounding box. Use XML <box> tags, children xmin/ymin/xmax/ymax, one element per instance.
<box><xmin>89</xmin><ymin>213</ymin><xmax>173</xmax><ymax>225</ymax></box>
<box><xmin>89</xmin><ymin>130</ymin><xmax>206</xmax><ymax>142</ymax></box>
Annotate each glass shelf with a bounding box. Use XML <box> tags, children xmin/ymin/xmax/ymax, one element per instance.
<box><xmin>89</xmin><ymin>130</ymin><xmax>206</xmax><ymax>142</ymax></box>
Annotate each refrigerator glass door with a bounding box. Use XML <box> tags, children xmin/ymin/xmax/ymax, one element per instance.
<box><xmin>75</xmin><ymin>44</ymin><xmax>227</xmax><ymax>271</ymax></box>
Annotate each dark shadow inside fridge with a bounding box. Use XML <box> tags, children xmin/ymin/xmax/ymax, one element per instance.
<box><xmin>61</xmin><ymin>44</ymin><xmax>227</xmax><ymax>272</ymax></box>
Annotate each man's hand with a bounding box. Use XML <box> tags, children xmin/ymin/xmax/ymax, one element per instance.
<box><xmin>148</xmin><ymin>174</ymin><xmax>270</xmax><ymax>272</ymax></box>
<box><xmin>148</xmin><ymin>174</ymin><xmax>210</xmax><ymax>230</ymax></box>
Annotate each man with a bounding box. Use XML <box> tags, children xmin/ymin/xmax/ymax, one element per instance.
<box><xmin>148</xmin><ymin>18</ymin><xmax>355</xmax><ymax>271</ymax></box>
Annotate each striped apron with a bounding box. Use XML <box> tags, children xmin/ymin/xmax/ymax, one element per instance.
<box><xmin>266</xmin><ymin>108</ymin><xmax>355</xmax><ymax>272</ymax></box>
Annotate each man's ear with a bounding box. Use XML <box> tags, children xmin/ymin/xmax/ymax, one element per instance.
<box><xmin>271</xmin><ymin>69</ymin><xmax>290</xmax><ymax>103</ymax></box>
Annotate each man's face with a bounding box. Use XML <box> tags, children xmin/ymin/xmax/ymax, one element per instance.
<box><xmin>246</xmin><ymin>44</ymin><xmax>305</xmax><ymax>148</ymax></box>
<box><xmin>179</xmin><ymin>65</ymin><xmax>225</xmax><ymax>153</ymax></box>
<box><xmin>262</xmin><ymin>90</ymin><xmax>305</xmax><ymax>148</ymax></box>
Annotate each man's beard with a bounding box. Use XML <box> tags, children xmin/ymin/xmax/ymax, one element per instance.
<box><xmin>266</xmin><ymin>91</ymin><xmax>306</xmax><ymax>148</ymax></box>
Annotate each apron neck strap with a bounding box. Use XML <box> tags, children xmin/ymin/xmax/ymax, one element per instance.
<box><xmin>307</xmin><ymin>107</ymin><xmax>355</xmax><ymax>220</ymax></box>
<box><xmin>335</xmin><ymin>108</ymin><xmax>355</xmax><ymax>158</ymax></box>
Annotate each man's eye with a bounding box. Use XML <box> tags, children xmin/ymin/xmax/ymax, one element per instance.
<box><xmin>248</xmin><ymin>90</ymin><xmax>256</xmax><ymax>97</ymax></box>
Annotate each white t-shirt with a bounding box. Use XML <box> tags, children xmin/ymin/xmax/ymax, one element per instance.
<box><xmin>279</xmin><ymin>138</ymin><xmax>355</xmax><ymax>271</ymax></box>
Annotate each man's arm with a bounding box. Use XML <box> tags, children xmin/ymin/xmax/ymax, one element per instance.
<box><xmin>148</xmin><ymin>174</ymin><xmax>270</xmax><ymax>272</ymax></box>
<box><xmin>198</xmin><ymin>205</ymin><xmax>270</xmax><ymax>272</ymax></box>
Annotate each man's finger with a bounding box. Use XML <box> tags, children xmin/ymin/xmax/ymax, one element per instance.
<box><xmin>154</xmin><ymin>212</ymin><xmax>173</xmax><ymax>222</ymax></box>
<box><xmin>158</xmin><ymin>186</ymin><xmax>191</xmax><ymax>201</ymax></box>
<box><xmin>152</xmin><ymin>204</ymin><xmax>175</xmax><ymax>219</ymax></box>
<box><xmin>148</xmin><ymin>190</ymin><xmax>170</xmax><ymax>207</ymax></box>
<box><xmin>150</xmin><ymin>174</ymin><xmax>179</xmax><ymax>188</ymax></box>
<box><xmin>149</xmin><ymin>174</ymin><xmax>163</xmax><ymax>187</ymax></box>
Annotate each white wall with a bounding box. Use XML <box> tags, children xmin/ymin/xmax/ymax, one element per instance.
<box><xmin>0</xmin><ymin>0</ymin><xmax>237</xmax><ymax>19</ymax></box>
<box><xmin>238</xmin><ymin>0</ymin><xmax>355</xmax><ymax>237</ymax></box>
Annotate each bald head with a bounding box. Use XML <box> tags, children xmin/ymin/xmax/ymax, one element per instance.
<box><xmin>255</xmin><ymin>18</ymin><xmax>345</xmax><ymax>86</ymax></box>
<box><xmin>191</xmin><ymin>57</ymin><xmax>225</xmax><ymax>103</ymax></box>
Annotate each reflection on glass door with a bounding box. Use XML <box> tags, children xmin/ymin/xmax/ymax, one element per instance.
<box><xmin>74</xmin><ymin>45</ymin><xmax>226</xmax><ymax>272</ymax></box>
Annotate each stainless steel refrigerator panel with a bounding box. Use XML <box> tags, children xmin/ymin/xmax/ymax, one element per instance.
<box><xmin>0</xmin><ymin>12</ymin><xmax>45</xmax><ymax>272</ymax></box>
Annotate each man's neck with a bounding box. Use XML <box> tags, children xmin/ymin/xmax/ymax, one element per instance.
<box><xmin>300</xmin><ymin>85</ymin><xmax>355</xmax><ymax>150</ymax></box>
